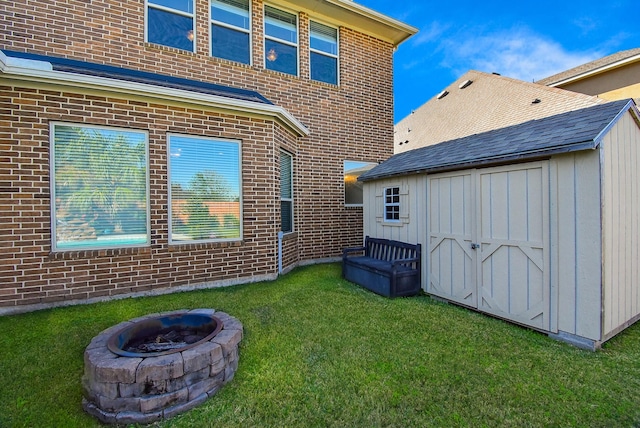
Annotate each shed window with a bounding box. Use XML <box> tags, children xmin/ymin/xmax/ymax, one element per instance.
<box><xmin>147</xmin><ymin>0</ymin><xmax>195</xmax><ymax>51</ymax></box>
<box><xmin>280</xmin><ymin>150</ymin><xmax>294</xmax><ymax>233</ymax></box>
<box><xmin>168</xmin><ymin>135</ymin><xmax>242</xmax><ymax>243</ymax></box>
<box><xmin>384</xmin><ymin>187</ymin><xmax>400</xmax><ymax>222</ymax></box>
<box><xmin>211</xmin><ymin>0</ymin><xmax>251</xmax><ymax>64</ymax></box>
<box><xmin>264</xmin><ymin>6</ymin><xmax>298</xmax><ymax>76</ymax></box>
<box><xmin>310</xmin><ymin>21</ymin><xmax>338</xmax><ymax>85</ymax></box>
<box><xmin>51</xmin><ymin>123</ymin><xmax>150</xmax><ymax>251</ymax></box>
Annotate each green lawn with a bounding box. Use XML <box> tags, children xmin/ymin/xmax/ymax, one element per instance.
<box><xmin>1</xmin><ymin>263</ymin><xmax>639</xmax><ymax>427</ymax></box>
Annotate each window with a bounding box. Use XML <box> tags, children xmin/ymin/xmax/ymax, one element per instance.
<box><xmin>51</xmin><ymin>123</ymin><xmax>149</xmax><ymax>251</ymax></box>
<box><xmin>147</xmin><ymin>0</ymin><xmax>195</xmax><ymax>51</ymax></box>
<box><xmin>211</xmin><ymin>0</ymin><xmax>251</xmax><ymax>64</ymax></box>
<box><xmin>344</xmin><ymin>161</ymin><xmax>376</xmax><ymax>206</ymax></box>
<box><xmin>264</xmin><ymin>6</ymin><xmax>298</xmax><ymax>76</ymax></box>
<box><xmin>168</xmin><ymin>135</ymin><xmax>242</xmax><ymax>243</ymax></box>
<box><xmin>280</xmin><ymin>150</ymin><xmax>293</xmax><ymax>233</ymax></box>
<box><xmin>384</xmin><ymin>187</ymin><xmax>400</xmax><ymax>222</ymax></box>
<box><xmin>310</xmin><ymin>21</ymin><xmax>338</xmax><ymax>85</ymax></box>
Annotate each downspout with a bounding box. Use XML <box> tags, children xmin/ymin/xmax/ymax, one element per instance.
<box><xmin>278</xmin><ymin>231</ymin><xmax>283</xmax><ymax>274</ymax></box>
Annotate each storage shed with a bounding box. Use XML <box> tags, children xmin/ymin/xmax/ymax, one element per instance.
<box><xmin>360</xmin><ymin>99</ymin><xmax>640</xmax><ymax>349</ymax></box>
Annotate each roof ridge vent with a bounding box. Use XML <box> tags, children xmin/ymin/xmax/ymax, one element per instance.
<box><xmin>436</xmin><ymin>90</ymin><xmax>449</xmax><ymax>100</ymax></box>
<box><xmin>458</xmin><ymin>79</ymin><xmax>473</xmax><ymax>89</ymax></box>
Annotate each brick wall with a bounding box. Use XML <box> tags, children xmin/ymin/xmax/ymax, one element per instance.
<box><xmin>0</xmin><ymin>0</ymin><xmax>396</xmax><ymax>310</ymax></box>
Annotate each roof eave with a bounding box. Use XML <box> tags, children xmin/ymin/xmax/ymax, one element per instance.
<box><xmin>0</xmin><ymin>50</ymin><xmax>310</xmax><ymax>137</ymax></box>
<box><xmin>546</xmin><ymin>53</ymin><xmax>640</xmax><ymax>88</ymax></box>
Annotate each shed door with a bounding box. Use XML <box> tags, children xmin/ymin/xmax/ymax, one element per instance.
<box><xmin>427</xmin><ymin>163</ymin><xmax>550</xmax><ymax>331</ymax></box>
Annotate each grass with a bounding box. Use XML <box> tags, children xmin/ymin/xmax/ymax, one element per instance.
<box><xmin>1</xmin><ymin>263</ymin><xmax>639</xmax><ymax>427</ymax></box>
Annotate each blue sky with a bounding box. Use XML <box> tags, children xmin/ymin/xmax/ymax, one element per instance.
<box><xmin>357</xmin><ymin>0</ymin><xmax>638</xmax><ymax>123</ymax></box>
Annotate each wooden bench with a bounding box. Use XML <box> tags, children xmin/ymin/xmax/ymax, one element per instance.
<box><xmin>342</xmin><ymin>236</ymin><xmax>422</xmax><ymax>297</ymax></box>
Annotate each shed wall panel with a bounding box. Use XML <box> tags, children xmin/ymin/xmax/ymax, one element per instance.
<box><xmin>601</xmin><ymin>111</ymin><xmax>640</xmax><ymax>339</ymax></box>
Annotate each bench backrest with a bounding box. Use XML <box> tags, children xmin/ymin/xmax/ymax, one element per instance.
<box><xmin>364</xmin><ymin>236</ymin><xmax>421</xmax><ymax>263</ymax></box>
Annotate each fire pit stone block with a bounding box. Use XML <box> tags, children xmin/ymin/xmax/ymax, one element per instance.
<box><xmin>82</xmin><ymin>309</ymin><xmax>242</xmax><ymax>424</ymax></box>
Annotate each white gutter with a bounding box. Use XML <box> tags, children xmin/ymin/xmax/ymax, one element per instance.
<box><xmin>547</xmin><ymin>53</ymin><xmax>640</xmax><ymax>88</ymax></box>
<box><xmin>0</xmin><ymin>50</ymin><xmax>310</xmax><ymax>137</ymax></box>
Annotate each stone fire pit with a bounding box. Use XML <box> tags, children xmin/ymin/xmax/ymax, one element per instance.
<box><xmin>82</xmin><ymin>309</ymin><xmax>242</xmax><ymax>424</ymax></box>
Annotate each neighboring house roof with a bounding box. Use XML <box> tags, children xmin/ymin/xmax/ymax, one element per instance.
<box><xmin>0</xmin><ymin>49</ymin><xmax>309</xmax><ymax>136</ymax></box>
<box><xmin>394</xmin><ymin>70</ymin><xmax>604</xmax><ymax>153</ymax></box>
<box><xmin>362</xmin><ymin>99</ymin><xmax>638</xmax><ymax>182</ymax></box>
<box><xmin>537</xmin><ymin>48</ymin><xmax>640</xmax><ymax>87</ymax></box>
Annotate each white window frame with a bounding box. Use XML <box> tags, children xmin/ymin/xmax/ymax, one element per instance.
<box><xmin>145</xmin><ymin>0</ymin><xmax>196</xmax><ymax>52</ymax></box>
<box><xmin>264</xmin><ymin>4</ymin><xmax>299</xmax><ymax>77</ymax></box>
<box><xmin>280</xmin><ymin>150</ymin><xmax>294</xmax><ymax>233</ymax></box>
<box><xmin>309</xmin><ymin>20</ymin><xmax>339</xmax><ymax>85</ymax></box>
<box><xmin>167</xmin><ymin>134</ymin><xmax>243</xmax><ymax>244</ymax></box>
<box><xmin>384</xmin><ymin>186</ymin><xmax>401</xmax><ymax>222</ymax></box>
<box><xmin>210</xmin><ymin>0</ymin><xmax>252</xmax><ymax>64</ymax></box>
<box><xmin>50</xmin><ymin>122</ymin><xmax>151</xmax><ymax>252</ymax></box>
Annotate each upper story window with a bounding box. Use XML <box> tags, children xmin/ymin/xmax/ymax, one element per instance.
<box><xmin>211</xmin><ymin>0</ymin><xmax>251</xmax><ymax>64</ymax></box>
<box><xmin>147</xmin><ymin>0</ymin><xmax>195</xmax><ymax>51</ymax></box>
<box><xmin>384</xmin><ymin>187</ymin><xmax>400</xmax><ymax>222</ymax></box>
<box><xmin>168</xmin><ymin>135</ymin><xmax>242</xmax><ymax>243</ymax></box>
<box><xmin>310</xmin><ymin>21</ymin><xmax>338</xmax><ymax>85</ymax></box>
<box><xmin>344</xmin><ymin>161</ymin><xmax>376</xmax><ymax>206</ymax></box>
<box><xmin>264</xmin><ymin>6</ymin><xmax>298</xmax><ymax>76</ymax></box>
<box><xmin>50</xmin><ymin>123</ymin><xmax>150</xmax><ymax>251</ymax></box>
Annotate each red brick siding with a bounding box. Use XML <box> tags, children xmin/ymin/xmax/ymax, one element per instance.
<box><xmin>0</xmin><ymin>0</ymin><xmax>396</xmax><ymax>309</ymax></box>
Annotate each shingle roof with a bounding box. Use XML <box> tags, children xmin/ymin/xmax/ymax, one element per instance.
<box><xmin>537</xmin><ymin>48</ymin><xmax>640</xmax><ymax>86</ymax></box>
<box><xmin>3</xmin><ymin>50</ymin><xmax>272</xmax><ymax>105</ymax></box>
<box><xmin>363</xmin><ymin>99</ymin><xmax>636</xmax><ymax>182</ymax></box>
<box><xmin>394</xmin><ymin>70</ymin><xmax>603</xmax><ymax>154</ymax></box>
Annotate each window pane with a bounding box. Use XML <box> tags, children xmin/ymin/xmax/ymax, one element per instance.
<box><xmin>169</xmin><ymin>136</ymin><xmax>241</xmax><ymax>242</ymax></box>
<box><xmin>52</xmin><ymin>125</ymin><xmax>149</xmax><ymax>250</ymax></box>
<box><xmin>211</xmin><ymin>0</ymin><xmax>249</xmax><ymax>29</ymax></box>
<box><xmin>212</xmin><ymin>25</ymin><xmax>250</xmax><ymax>63</ymax></box>
<box><xmin>311</xmin><ymin>52</ymin><xmax>337</xmax><ymax>85</ymax></box>
<box><xmin>281</xmin><ymin>200</ymin><xmax>292</xmax><ymax>233</ymax></box>
<box><xmin>265</xmin><ymin>6</ymin><xmax>297</xmax><ymax>43</ymax></box>
<box><xmin>265</xmin><ymin>39</ymin><xmax>297</xmax><ymax>75</ymax></box>
<box><xmin>151</xmin><ymin>0</ymin><xmax>193</xmax><ymax>13</ymax></box>
<box><xmin>148</xmin><ymin>7</ymin><xmax>194</xmax><ymax>51</ymax></box>
<box><xmin>280</xmin><ymin>151</ymin><xmax>293</xmax><ymax>233</ymax></box>
<box><xmin>310</xmin><ymin>21</ymin><xmax>337</xmax><ymax>55</ymax></box>
<box><xmin>344</xmin><ymin>161</ymin><xmax>376</xmax><ymax>205</ymax></box>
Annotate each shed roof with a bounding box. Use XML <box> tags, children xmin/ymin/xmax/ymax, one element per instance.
<box><xmin>362</xmin><ymin>99</ymin><xmax>638</xmax><ymax>182</ymax></box>
<box><xmin>394</xmin><ymin>70</ymin><xmax>603</xmax><ymax>154</ymax></box>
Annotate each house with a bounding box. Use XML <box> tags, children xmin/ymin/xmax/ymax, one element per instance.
<box><xmin>394</xmin><ymin>70</ymin><xmax>604</xmax><ymax>154</ymax></box>
<box><xmin>537</xmin><ymin>48</ymin><xmax>640</xmax><ymax>103</ymax></box>
<box><xmin>0</xmin><ymin>0</ymin><xmax>416</xmax><ymax>314</ymax></box>
<box><xmin>360</xmin><ymin>99</ymin><xmax>640</xmax><ymax>349</ymax></box>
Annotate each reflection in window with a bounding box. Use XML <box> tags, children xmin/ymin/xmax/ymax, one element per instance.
<box><xmin>264</xmin><ymin>6</ymin><xmax>298</xmax><ymax>76</ymax></box>
<box><xmin>280</xmin><ymin>151</ymin><xmax>293</xmax><ymax>233</ymax></box>
<box><xmin>169</xmin><ymin>135</ymin><xmax>242</xmax><ymax>243</ymax></box>
<box><xmin>51</xmin><ymin>124</ymin><xmax>149</xmax><ymax>251</ymax></box>
<box><xmin>147</xmin><ymin>0</ymin><xmax>195</xmax><ymax>51</ymax></box>
<box><xmin>310</xmin><ymin>21</ymin><xmax>338</xmax><ymax>85</ymax></box>
<box><xmin>344</xmin><ymin>161</ymin><xmax>376</xmax><ymax>206</ymax></box>
<box><xmin>211</xmin><ymin>0</ymin><xmax>251</xmax><ymax>64</ymax></box>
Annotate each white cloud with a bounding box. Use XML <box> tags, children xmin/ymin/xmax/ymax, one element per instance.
<box><xmin>438</xmin><ymin>26</ymin><xmax>604</xmax><ymax>82</ymax></box>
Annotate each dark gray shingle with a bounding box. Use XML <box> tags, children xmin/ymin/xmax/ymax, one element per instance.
<box><xmin>361</xmin><ymin>99</ymin><xmax>636</xmax><ymax>182</ymax></box>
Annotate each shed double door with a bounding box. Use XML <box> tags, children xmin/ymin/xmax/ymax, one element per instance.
<box><xmin>427</xmin><ymin>162</ymin><xmax>550</xmax><ymax>331</ymax></box>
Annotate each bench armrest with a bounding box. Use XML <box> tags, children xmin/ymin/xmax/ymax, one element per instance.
<box><xmin>343</xmin><ymin>246</ymin><xmax>366</xmax><ymax>258</ymax></box>
<box><xmin>391</xmin><ymin>257</ymin><xmax>421</xmax><ymax>269</ymax></box>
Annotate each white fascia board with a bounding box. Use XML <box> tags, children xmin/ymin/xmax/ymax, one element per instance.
<box><xmin>0</xmin><ymin>51</ymin><xmax>309</xmax><ymax>137</ymax></box>
<box><xmin>548</xmin><ymin>53</ymin><xmax>640</xmax><ymax>88</ymax></box>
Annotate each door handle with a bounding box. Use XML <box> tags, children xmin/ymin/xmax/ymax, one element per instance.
<box><xmin>471</xmin><ymin>243</ymin><xmax>480</xmax><ymax>250</ymax></box>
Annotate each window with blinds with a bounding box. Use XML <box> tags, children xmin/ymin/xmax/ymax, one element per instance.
<box><xmin>211</xmin><ymin>0</ymin><xmax>251</xmax><ymax>64</ymax></box>
<box><xmin>264</xmin><ymin>6</ymin><xmax>298</xmax><ymax>76</ymax></box>
<box><xmin>168</xmin><ymin>135</ymin><xmax>242</xmax><ymax>243</ymax></box>
<box><xmin>280</xmin><ymin>150</ymin><xmax>293</xmax><ymax>233</ymax></box>
<box><xmin>147</xmin><ymin>0</ymin><xmax>195</xmax><ymax>51</ymax></box>
<box><xmin>51</xmin><ymin>123</ymin><xmax>149</xmax><ymax>251</ymax></box>
<box><xmin>310</xmin><ymin>21</ymin><xmax>338</xmax><ymax>85</ymax></box>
